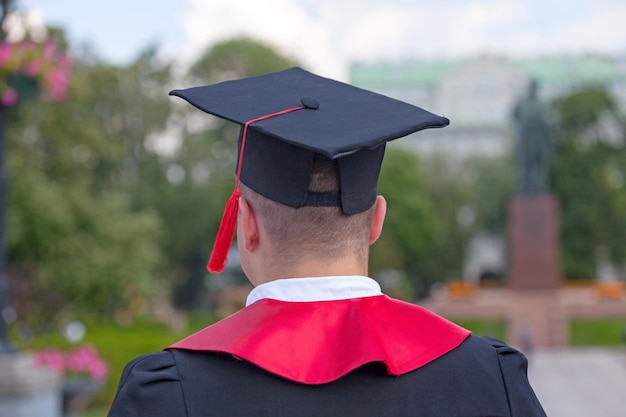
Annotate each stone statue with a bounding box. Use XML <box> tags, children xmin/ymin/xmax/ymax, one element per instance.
<box><xmin>512</xmin><ymin>80</ymin><xmax>556</xmax><ymax>194</ymax></box>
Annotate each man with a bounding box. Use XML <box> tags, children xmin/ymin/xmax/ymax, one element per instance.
<box><xmin>108</xmin><ymin>68</ymin><xmax>546</xmax><ymax>416</ymax></box>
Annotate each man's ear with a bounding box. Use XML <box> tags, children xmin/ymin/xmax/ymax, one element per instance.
<box><xmin>369</xmin><ymin>195</ymin><xmax>387</xmax><ymax>245</ymax></box>
<box><xmin>239</xmin><ymin>196</ymin><xmax>260</xmax><ymax>252</ymax></box>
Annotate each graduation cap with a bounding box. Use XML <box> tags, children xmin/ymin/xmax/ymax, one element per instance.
<box><xmin>170</xmin><ymin>67</ymin><xmax>449</xmax><ymax>273</ymax></box>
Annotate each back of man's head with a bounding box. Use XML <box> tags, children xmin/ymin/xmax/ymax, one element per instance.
<box><xmin>240</xmin><ymin>154</ymin><xmax>374</xmax><ymax>267</ymax></box>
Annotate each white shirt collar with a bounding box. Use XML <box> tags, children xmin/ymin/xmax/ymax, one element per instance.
<box><xmin>245</xmin><ymin>276</ymin><xmax>382</xmax><ymax>306</ymax></box>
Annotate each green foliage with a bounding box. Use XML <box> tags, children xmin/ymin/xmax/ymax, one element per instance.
<box><xmin>468</xmin><ymin>155</ymin><xmax>517</xmax><ymax>235</ymax></box>
<box><xmin>189</xmin><ymin>37</ymin><xmax>299</xmax><ymax>83</ymax></box>
<box><xmin>552</xmin><ymin>141</ymin><xmax>626</xmax><ymax>278</ymax></box>
<box><xmin>553</xmin><ymin>88</ymin><xmax>616</xmax><ymax>136</ymax></box>
<box><xmin>551</xmin><ymin>87</ymin><xmax>626</xmax><ymax>279</ymax></box>
<box><xmin>5</xmin><ymin>46</ymin><xmax>170</xmax><ymax>329</ymax></box>
<box><xmin>372</xmin><ymin>147</ymin><xmax>442</xmax><ymax>299</ymax></box>
<box><xmin>131</xmin><ymin>150</ymin><xmax>236</xmax><ymax>310</ymax></box>
<box><xmin>422</xmin><ymin>155</ymin><xmax>482</xmax><ymax>283</ymax></box>
<box><xmin>8</xmin><ymin>170</ymin><xmax>162</xmax><ymax>327</ymax></box>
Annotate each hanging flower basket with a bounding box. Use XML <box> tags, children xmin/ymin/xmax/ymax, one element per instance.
<box><xmin>0</xmin><ymin>37</ymin><xmax>72</xmax><ymax>106</ymax></box>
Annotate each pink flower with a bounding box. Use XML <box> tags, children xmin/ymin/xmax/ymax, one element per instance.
<box><xmin>26</xmin><ymin>59</ymin><xmax>42</xmax><ymax>76</ymax></box>
<box><xmin>88</xmin><ymin>360</ymin><xmax>110</xmax><ymax>380</ymax></box>
<box><xmin>0</xmin><ymin>43</ymin><xmax>11</xmax><ymax>66</ymax></box>
<box><xmin>43</xmin><ymin>41</ymin><xmax>59</xmax><ymax>60</ymax></box>
<box><xmin>45</xmin><ymin>69</ymin><xmax>70</xmax><ymax>100</ymax></box>
<box><xmin>33</xmin><ymin>349</ymin><xmax>66</xmax><ymax>373</ymax></box>
<box><xmin>1</xmin><ymin>87</ymin><xmax>18</xmax><ymax>106</ymax></box>
<box><xmin>32</xmin><ymin>344</ymin><xmax>110</xmax><ymax>380</ymax></box>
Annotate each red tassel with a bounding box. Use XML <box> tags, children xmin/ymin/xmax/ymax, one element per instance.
<box><xmin>206</xmin><ymin>105</ymin><xmax>307</xmax><ymax>274</ymax></box>
<box><xmin>207</xmin><ymin>188</ymin><xmax>242</xmax><ymax>273</ymax></box>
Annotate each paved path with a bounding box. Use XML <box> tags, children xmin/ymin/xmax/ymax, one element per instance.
<box><xmin>527</xmin><ymin>348</ymin><xmax>626</xmax><ymax>417</ymax></box>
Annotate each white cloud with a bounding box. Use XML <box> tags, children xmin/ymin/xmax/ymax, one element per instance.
<box><xmin>549</xmin><ymin>5</ymin><xmax>626</xmax><ymax>55</ymax></box>
<box><xmin>444</xmin><ymin>1</ymin><xmax>529</xmax><ymax>55</ymax></box>
<box><xmin>182</xmin><ymin>0</ymin><xmax>336</xmax><ymax>74</ymax></box>
<box><xmin>338</xmin><ymin>5</ymin><xmax>426</xmax><ymax>61</ymax></box>
<box><xmin>180</xmin><ymin>0</ymin><xmax>626</xmax><ymax>80</ymax></box>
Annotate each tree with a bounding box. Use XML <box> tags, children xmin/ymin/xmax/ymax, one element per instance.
<box><xmin>371</xmin><ymin>146</ymin><xmax>443</xmax><ymax>299</ymax></box>
<box><xmin>6</xmin><ymin>44</ymin><xmax>169</xmax><ymax>330</ymax></box>
<box><xmin>467</xmin><ymin>155</ymin><xmax>516</xmax><ymax>236</ymax></box>
<box><xmin>189</xmin><ymin>37</ymin><xmax>299</xmax><ymax>83</ymax></box>
<box><xmin>551</xmin><ymin>87</ymin><xmax>626</xmax><ymax>279</ymax></box>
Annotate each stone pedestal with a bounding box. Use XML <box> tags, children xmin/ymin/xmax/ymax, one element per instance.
<box><xmin>0</xmin><ymin>352</ymin><xmax>63</xmax><ymax>417</ymax></box>
<box><xmin>507</xmin><ymin>194</ymin><xmax>562</xmax><ymax>290</ymax></box>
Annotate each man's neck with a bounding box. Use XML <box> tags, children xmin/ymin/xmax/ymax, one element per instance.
<box><xmin>255</xmin><ymin>256</ymin><xmax>368</xmax><ymax>286</ymax></box>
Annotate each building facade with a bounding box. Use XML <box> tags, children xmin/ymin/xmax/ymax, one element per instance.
<box><xmin>350</xmin><ymin>54</ymin><xmax>626</xmax><ymax>159</ymax></box>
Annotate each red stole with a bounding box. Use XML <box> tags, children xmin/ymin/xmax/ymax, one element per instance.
<box><xmin>167</xmin><ymin>295</ymin><xmax>470</xmax><ymax>384</ymax></box>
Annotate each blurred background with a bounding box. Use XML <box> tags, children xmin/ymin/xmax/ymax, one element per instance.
<box><xmin>0</xmin><ymin>1</ymin><xmax>625</xmax><ymax>416</ymax></box>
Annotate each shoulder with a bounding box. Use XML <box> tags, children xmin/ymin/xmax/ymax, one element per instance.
<box><xmin>474</xmin><ymin>336</ymin><xmax>547</xmax><ymax>417</ymax></box>
<box><xmin>457</xmin><ymin>335</ymin><xmax>533</xmax><ymax>375</ymax></box>
<box><xmin>108</xmin><ymin>351</ymin><xmax>187</xmax><ymax>417</ymax></box>
<box><xmin>118</xmin><ymin>350</ymin><xmax>180</xmax><ymax>386</ymax></box>
<box><xmin>480</xmin><ymin>335</ymin><xmax>531</xmax><ymax>367</ymax></box>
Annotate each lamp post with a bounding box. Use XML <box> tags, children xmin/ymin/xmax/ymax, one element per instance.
<box><xmin>0</xmin><ymin>0</ymin><xmax>11</xmax><ymax>354</ymax></box>
<box><xmin>0</xmin><ymin>112</ymin><xmax>9</xmax><ymax>351</ymax></box>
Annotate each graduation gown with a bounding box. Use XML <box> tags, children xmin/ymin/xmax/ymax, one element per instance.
<box><xmin>108</xmin><ymin>279</ymin><xmax>546</xmax><ymax>417</ymax></box>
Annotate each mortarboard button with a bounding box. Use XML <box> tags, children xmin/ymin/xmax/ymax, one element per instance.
<box><xmin>301</xmin><ymin>97</ymin><xmax>319</xmax><ymax>110</ymax></box>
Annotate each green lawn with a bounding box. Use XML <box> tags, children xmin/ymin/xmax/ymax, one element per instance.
<box><xmin>570</xmin><ymin>318</ymin><xmax>626</xmax><ymax>346</ymax></box>
<box><xmin>83</xmin><ymin>407</ymin><xmax>109</xmax><ymax>417</ymax></box>
<box><xmin>451</xmin><ymin>318</ymin><xmax>506</xmax><ymax>340</ymax></box>
<box><xmin>451</xmin><ymin>318</ymin><xmax>626</xmax><ymax>346</ymax></box>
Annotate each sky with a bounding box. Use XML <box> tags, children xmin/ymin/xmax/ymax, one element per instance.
<box><xmin>16</xmin><ymin>0</ymin><xmax>626</xmax><ymax>80</ymax></box>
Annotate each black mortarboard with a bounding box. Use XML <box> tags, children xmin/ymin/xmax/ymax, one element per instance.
<box><xmin>169</xmin><ymin>67</ymin><xmax>449</xmax><ymax>272</ymax></box>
